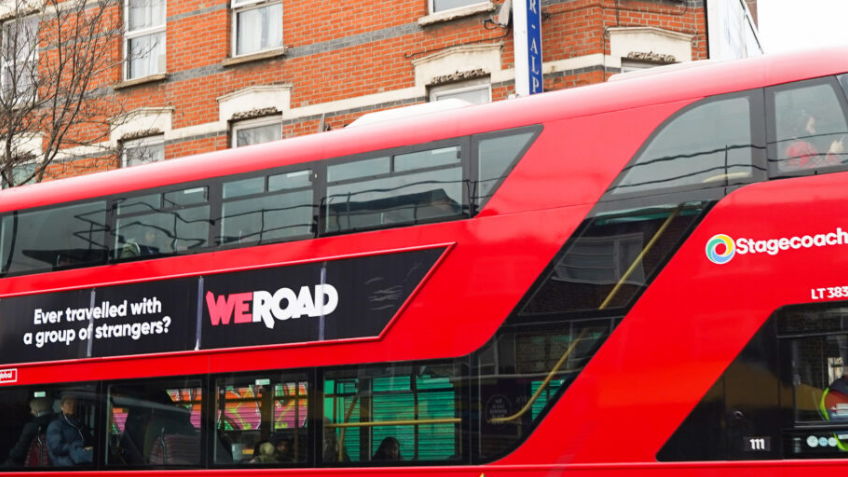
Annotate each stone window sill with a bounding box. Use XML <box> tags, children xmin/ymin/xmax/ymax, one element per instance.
<box><xmin>418</xmin><ymin>2</ymin><xmax>495</xmax><ymax>27</ymax></box>
<box><xmin>114</xmin><ymin>73</ymin><xmax>168</xmax><ymax>90</ymax></box>
<box><xmin>222</xmin><ymin>47</ymin><xmax>288</xmax><ymax>67</ymax></box>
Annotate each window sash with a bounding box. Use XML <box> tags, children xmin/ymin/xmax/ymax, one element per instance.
<box><xmin>124</xmin><ymin>0</ymin><xmax>166</xmax><ymax>80</ymax></box>
<box><xmin>429</xmin><ymin>0</ymin><xmax>487</xmax><ymax>14</ymax></box>
<box><xmin>430</xmin><ymin>81</ymin><xmax>491</xmax><ymax>105</ymax></box>
<box><xmin>231</xmin><ymin>1</ymin><xmax>282</xmax><ymax>57</ymax></box>
<box><xmin>0</xmin><ymin>16</ymin><xmax>38</xmax><ymax>98</ymax></box>
<box><xmin>232</xmin><ymin>119</ymin><xmax>282</xmax><ymax>147</ymax></box>
<box><xmin>122</xmin><ymin>137</ymin><xmax>165</xmax><ymax>168</ymax></box>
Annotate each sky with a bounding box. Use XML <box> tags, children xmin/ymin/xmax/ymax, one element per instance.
<box><xmin>757</xmin><ymin>0</ymin><xmax>848</xmax><ymax>54</ymax></box>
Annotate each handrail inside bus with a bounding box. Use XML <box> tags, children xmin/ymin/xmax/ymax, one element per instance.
<box><xmin>598</xmin><ymin>206</ymin><xmax>681</xmax><ymax>310</ymax></box>
<box><xmin>488</xmin><ymin>328</ymin><xmax>588</xmax><ymax>424</ymax></box>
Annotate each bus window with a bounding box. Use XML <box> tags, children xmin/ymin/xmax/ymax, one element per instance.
<box><xmin>220</xmin><ymin>169</ymin><xmax>315</xmax><ymax>245</ymax></box>
<box><xmin>324</xmin><ymin>146</ymin><xmax>464</xmax><ymax>233</ymax></box>
<box><xmin>114</xmin><ymin>187</ymin><xmax>211</xmax><ymax>259</ymax></box>
<box><xmin>0</xmin><ymin>201</ymin><xmax>108</xmax><ymax>275</ymax></box>
<box><xmin>322</xmin><ymin>361</ymin><xmax>467</xmax><ymax>465</ymax></box>
<box><xmin>611</xmin><ymin>94</ymin><xmax>756</xmax><ymax>195</ymax></box>
<box><xmin>0</xmin><ymin>385</ymin><xmax>99</xmax><ymax>469</ymax></box>
<box><xmin>215</xmin><ymin>374</ymin><xmax>309</xmax><ymax>465</ymax></box>
<box><xmin>520</xmin><ymin>201</ymin><xmax>711</xmax><ymax>315</ymax></box>
<box><xmin>474</xmin><ymin>127</ymin><xmax>539</xmax><ymax>210</ymax></box>
<box><xmin>768</xmin><ymin>78</ymin><xmax>848</xmax><ymax>173</ymax></box>
<box><xmin>841</xmin><ymin>74</ymin><xmax>848</xmax><ymax>98</ymax></box>
<box><xmin>475</xmin><ymin>319</ymin><xmax>611</xmax><ymax>459</ymax></box>
<box><xmin>106</xmin><ymin>379</ymin><xmax>203</xmax><ymax>467</ymax></box>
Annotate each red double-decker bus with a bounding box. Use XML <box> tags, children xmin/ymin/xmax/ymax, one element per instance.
<box><xmin>2</xmin><ymin>48</ymin><xmax>848</xmax><ymax>476</ymax></box>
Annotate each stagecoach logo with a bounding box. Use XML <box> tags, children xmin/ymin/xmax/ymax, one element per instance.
<box><xmin>0</xmin><ymin>368</ymin><xmax>17</xmax><ymax>384</ymax></box>
<box><xmin>707</xmin><ymin>228</ymin><xmax>848</xmax><ymax>264</ymax></box>
<box><xmin>706</xmin><ymin>234</ymin><xmax>736</xmax><ymax>264</ymax></box>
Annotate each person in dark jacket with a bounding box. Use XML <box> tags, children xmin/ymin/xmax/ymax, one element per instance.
<box><xmin>3</xmin><ymin>397</ymin><xmax>54</xmax><ymax>466</ymax></box>
<box><xmin>46</xmin><ymin>395</ymin><xmax>93</xmax><ymax>466</ymax></box>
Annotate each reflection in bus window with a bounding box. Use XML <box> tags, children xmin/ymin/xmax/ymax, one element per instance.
<box><xmin>770</xmin><ymin>80</ymin><xmax>848</xmax><ymax>172</ymax></box>
<box><xmin>322</xmin><ymin>361</ymin><xmax>467</xmax><ymax>464</ymax></box>
<box><xmin>220</xmin><ymin>170</ymin><xmax>315</xmax><ymax>245</ymax></box>
<box><xmin>324</xmin><ymin>146</ymin><xmax>464</xmax><ymax>233</ymax></box>
<box><xmin>106</xmin><ymin>380</ymin><xmax>202</xmax><ymax>467</ymax></box>
<box><xmin>521</xmin><ymin>202</ymin><xmax>710</xmax><ymax>314</ymax></box>
<box><xmin>215</xmin><ymin>375</ymin><xmax>308</xmax><ymax>464</ymax></box>
<box><xmin>114</xmin><ymin>187</ymin><xmax>210</xmax><ymax>259</ymax></box>
<box><xmin>474</xmin><ymin>129</ymin><xmax>538</xmax><ymax>210</ymax></box>
<box><xmin>612</xmin><ymin>95</ymin><xmax>754</xmax><ymax>194</ymax></box>
<box><xmin>0</xmin><ymin>202</ymin><xmax>108</xmax><ymax>275</ymax></box>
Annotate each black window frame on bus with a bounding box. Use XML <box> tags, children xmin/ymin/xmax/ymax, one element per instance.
<box><xmin>766</xmin><ymin>76</ymin><xmax>848</xmax><ymax>178</ymax></box>
<box><xmin>0</xmin><ymin>125</ymin><xmax>541</xmax><ymax>278</ymax></box>
<box><xmin>603</xmin><ymin>89</ymin><xmax>767</xmax><ymax>200</ymax></box>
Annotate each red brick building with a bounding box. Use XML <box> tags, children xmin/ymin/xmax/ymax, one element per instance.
<box><xmin>1</xmin><ymin>0</ymin><xmax>740</xmax><ymax>178</ymax></box>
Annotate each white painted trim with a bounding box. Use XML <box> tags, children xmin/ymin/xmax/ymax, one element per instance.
<box><xmin>217</xmin><ymin>84</ymin><xmax>291</xmax><ymax>123</ymax></box>
<box><xmin>420</xmin><ymin>1</ymin><xmax>493</xmax><ymax>25</ymax></box>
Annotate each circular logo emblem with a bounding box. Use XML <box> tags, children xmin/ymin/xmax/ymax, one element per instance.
<box><xmin>706</xmin><ymin>234</ymin><xmax>735</xmax><ymax>265</ymax></box>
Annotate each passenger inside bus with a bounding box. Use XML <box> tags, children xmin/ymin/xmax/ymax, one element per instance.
<box><xmin>46</xmin><ymin>395</ymin><xmax>93</xmax><ymax>466</ymax></box>
<box><xmin>783</xmin><ymin>111</ymin><xmax>845</xmax><ymax>170</ymax></box>
<box><xmin>821</xmin><ymin>374</ymin><xmax>848</xmax><ymax>421</ymax></box>
<box><xmin>119</xmin><ymin>229</ymin><xmax>162</xmax><ymax>258</ymax></box>
<box><xmin>3</xmin><ymin>397</ymin><xmax>54</xmax><ymax>467</ymax></box>
<box><xmin>372</xmin><ymin>436</ymin><xmax>402</xmax><ymax>462</ymax></box>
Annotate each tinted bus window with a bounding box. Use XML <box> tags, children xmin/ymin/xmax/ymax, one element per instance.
<box><xmin>324</xmin><ymin>146</ymin><xmax>463</xmax><ymax>233</ymax></box>
<box><xmin>0</xmin><ymin>385</ymin><xmax>100</xmax><ymax>469</ymax></box>
<box><xmin>115</xmin><ymin>187</ymin><xmax>211</xmax><ymax>259</ymax></box>
<box><xmin>474</xmin><ymin>128</ymin><xmax>538</xmax><ymax>209</ymax></box>
<box><xmin>220</xmin><ymin>170</ymin><xmax>315</xmax><ymax>245</ymax></box>
<box><xmin>521</xmin><ymin>201</ymin><xmax>710</xmax><ymax>314</ymax></box>
<box><xmin>0</xmin><ymin>201</ymin><xmax>107</xmax><ymax>275</ymax></box>
<box><xmin>322</xmin><ymin>361</ymin><xmax>467</xmax><ymax>465</ymax></box>
<box><xmin>612</xmin><ymin>95</ymin><xmax>755</xmax><ymax>195</ymax></box>
<box><xmin>106</xmin><ymin>379</ymin><xmax>203</xmax><ymax>467</ymax></box>
<box><xmin>769</xmin><ymin>79</ymin><xmax>848</xmax><ymax>173</ymax></box>
<box><xmin>215</xmin><ymin>374</ymin><xmax>309</xmax><ymax>465</ymax></box>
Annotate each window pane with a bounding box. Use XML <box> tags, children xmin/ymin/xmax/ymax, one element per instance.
<box><xmin>221</xmin><ymin>191</ymin><xmax>314</xmax><ymax>244</ymax></box>
<box><xmin>115</xmin><ymin>206</ymin><xmax>210</xmax><ymax>258</ymax></box>
<box><xmin>323</xmin><ymin>361</ymin><xmax>466</xmax><ymax>464</ymax></box>
<box><xmin>235</xmin><ymin>122</ymin><xmax>282</xmax><ymax>147</ymax></box>
<box><xmin>324</xmin><ymin>167</ymin><xmax>463</xmax><ymax>233</ymax></box>
<box><xmin>163</xmin><ymin>187</ymin><xmax>207</xmax><ymax>207</ymax></box>
<box><xmin>128</xmin><ymin>0</ymin><xmax>166</xmax><ymax>31</ymax></box>
<box><xmin>235</xmin><ymin>3</ymin><xmax>282</xmax><ymax>56</ymax></box>
<box><xmin>476</xmin><ymin>130</ymin><xmax>536</xmax><ymax>208</ymax></box>
<box><xmin>107</xmin><ymin>380</ymin><xmax>202</xmax><ymax>466</ymax></box>
<box><xmin>124</xmin><ymin>141</ymin><xmax>164</xmax><ymax>167</ymax></box>
<box><xmin>215</xmin><ymin>374</ymin><xmax>309</xmax><ymax>464</ymax></box>
<box><xmin>127</xmin><ymin>32</ymin><xmax>165</xmax><ymax>79</ymax></box>
<box><xmin>475</xmin><ymin>320</ymin><xmax>612</xmax><ymax>459</ymax></box>
<box><xmin>432</xmin><ymin>0</ymin><xmax>484</xmax><ymax>13</ymax></box>
<box><xmin>328</xmin><ymin>157</ymin><xmax>390</xmax><ymax>182</ymax></box>
<box><xmin>434</xmin><ymin>85</ymin><xmax>489</xmax><ymax>105</ymax></box>
<box><xmin>0</xmin><ymin>201</ymin><xmax>108</xmax><ymax>274</ymax></box>
<box><xmin>269</xmin><ymin>170</ymin><xmax>310</xmax><ymax>191</ymax></box>
<box><xmin>395</xmin><ymin>147</ymin><xmax>460</xmax><ymax>172</ymax></box>
<box><xmin>612</xmin><ymin>96</ymin><xmax>754</xmax><ymax>195</ymax></box>
<box><xmin>224</xmin><ymin>177</ymin><xmax>265</xmax><ymax>199</ymax></box>
<box><xmin>116</xmin><ymin>193</ymin><xmax>161</xmax><ymax>215</ymax></box>
<box><xmin>840</xmin><ymin>74</ymin><xmax>848</xmax><ymax>98</ymax></box>
<box><xmin>521</xmin><ymin>202</ymin><xmax>710</xmax><ymax>314</ymax></box>
<box><xmin>771</xmin><ymin>81</ymin><xmax>848</xmax><ymax>172</ymax></box>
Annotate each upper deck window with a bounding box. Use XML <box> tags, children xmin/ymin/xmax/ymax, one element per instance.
<box><xmin>114</xmin><ymin>186</ymin><xmax>210</xmax><ymax>259</ymax></box>
<box><xmin>767</xmin><ymin>78</ymin><xmax>848</xmax><ymax>174</ymax></box>
<box><xmin>610</xmin><ymin>94</ymin><xmax>756</xmax><ymax>196</ymax></box>
<box><xmin>0</xmin><ymin>201</ymin><xmax>108</xmax><ymax>275</ymax></box>
<box><xmin>323</xmin><ymin>145</ymin><xmax>465</xmax><ymax>234</ymax></box>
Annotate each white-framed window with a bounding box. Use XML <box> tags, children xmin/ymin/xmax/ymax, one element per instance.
<box><xmin>429</xmin><ymin>78</ymin><xmax>491</xmax><ymax>105</ymax></box>
<box><xmin>2</xmin><ymin>161</ymin><xmax>37</xmax><ymax>188</ymax></box>
<box><xmin>122</xmin><ymin>136</ymin><xmax>164</xmax><ymax>167</ymax></box>
<box><xmin>620</xmin><ymin>59</ymin><xmax>657</xmax><ymax>74</ymax></box>
<box><xmin>0</xmin><ymin>15</ymin><xmax>38</xmax><ymax>100</ymax></box>
<box><xmin>232</xmin><ymin>117</ymin><xmax>282</xmax><ymax>147</ymax></box>
<box><xmin>124</xmin><ymin>0</ymin><xmax>166</xmax><ymax>80</ymax></box>
<box><xmin>231</xmin><ymin>0</ymin><xmax>282</xmax><ymax>57</ymax></box>
<box><xmin>429</xmin><ymin>0</ymin><xmax>486</xmax><ymax>14</ymax></box>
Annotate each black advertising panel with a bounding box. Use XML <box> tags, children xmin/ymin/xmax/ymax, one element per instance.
<box><xmin>0</xmin><ymin>247</ymin><xmax>444</xmax><ymax>365</ymax></box>
<box><xmin>200</xmin><ymin>247</ymin><xmax>444</xmax><ymax>350</ymax></box>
